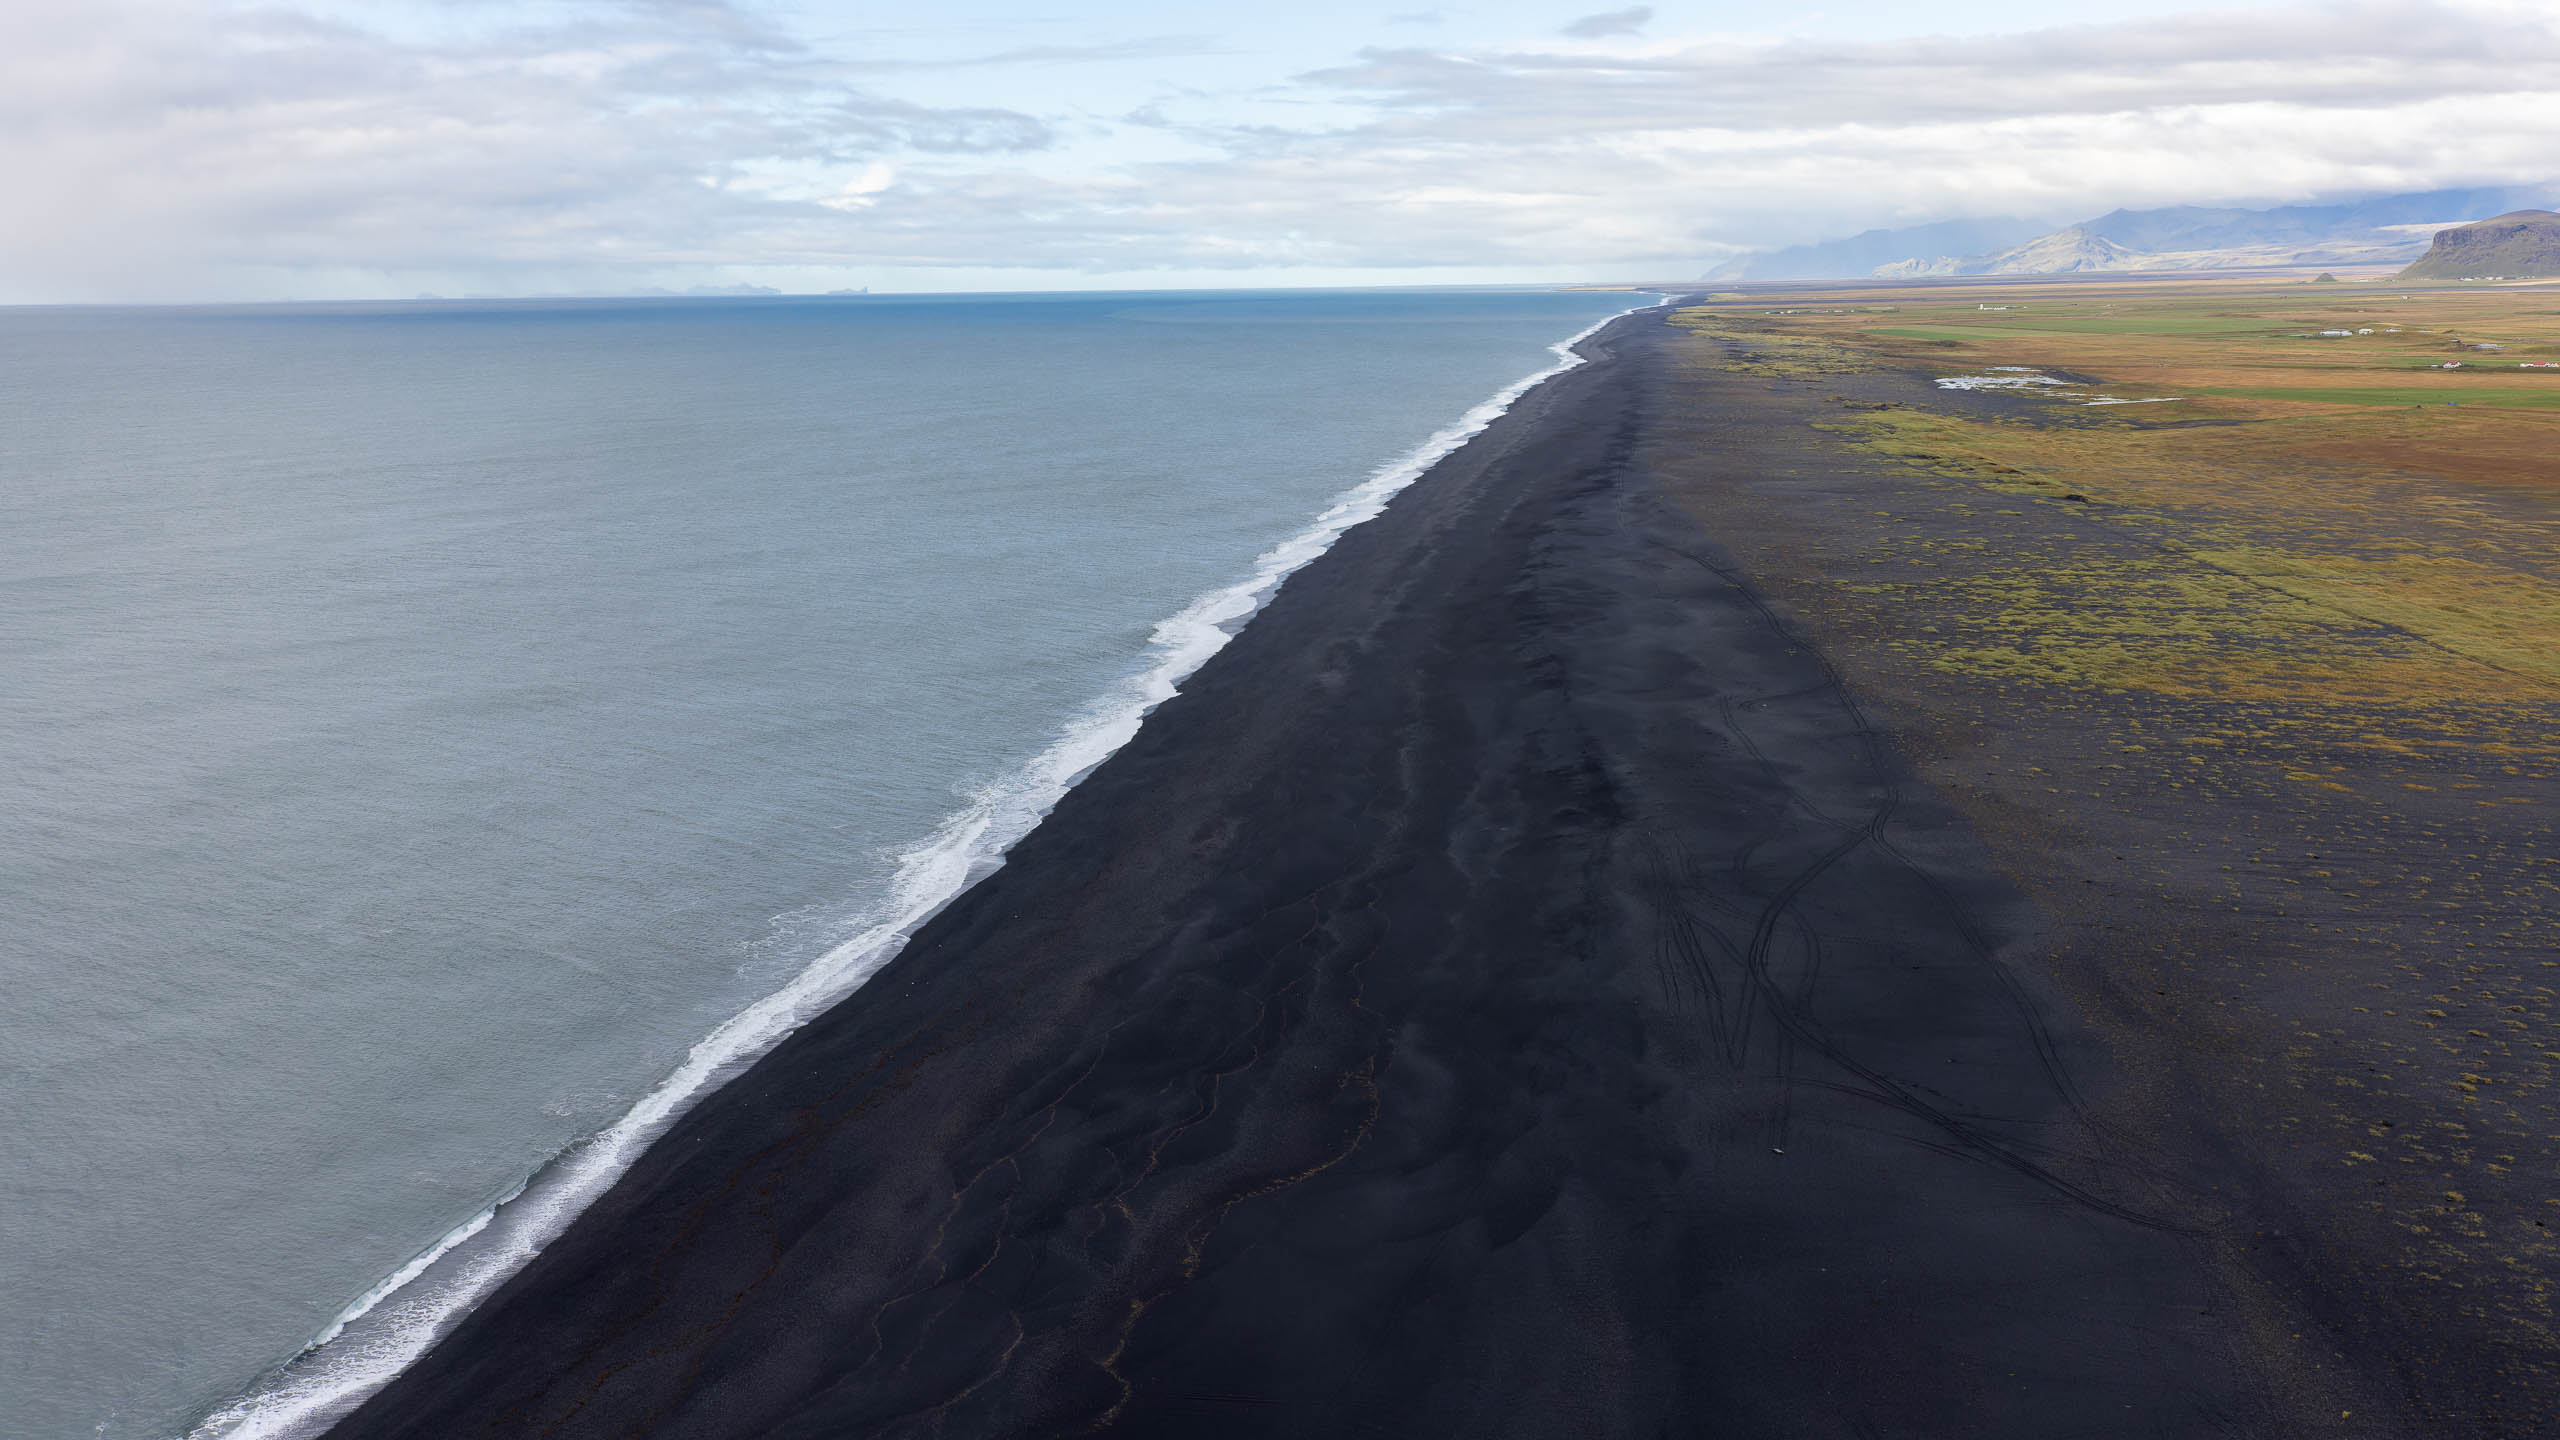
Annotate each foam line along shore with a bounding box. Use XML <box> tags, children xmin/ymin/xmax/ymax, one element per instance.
<box><xmin>184</xmin><ymin>299</ymin><xmax>1656</xmax><ymax>1440</ymax></box>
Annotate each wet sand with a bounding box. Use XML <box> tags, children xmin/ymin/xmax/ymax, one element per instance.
<box><xmin>329</xmin><ymin>309</ymin><xmax>2333</xmax><ymax>1437</ymax></box>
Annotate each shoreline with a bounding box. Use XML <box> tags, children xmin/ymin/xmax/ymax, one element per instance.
<box><xmin>194</xmin><ymin>304</ymin><xmax>1647</xmax><ymax>1440</ymax></box>
<box><xmin>317</xmin><ymin>306</ymin><xmax>2322</xmax><ymax>1436</ymax></box>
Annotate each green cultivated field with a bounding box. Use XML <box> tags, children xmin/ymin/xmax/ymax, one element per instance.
<box><xmin>2197</xmin><ymin>383</ymin><xmax>2560</xmax><ymax>409</ymax></box>
<box><xmin>1872</xmin><ymin>315</ymin><xmax>2284</xmax><ymax>340</ymax></box>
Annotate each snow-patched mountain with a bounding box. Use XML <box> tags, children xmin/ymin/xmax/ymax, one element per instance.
<box><xmin>1875</xmin><ymin>227</ymin><xmax>2147</xmax><ymax>278</ymax></box>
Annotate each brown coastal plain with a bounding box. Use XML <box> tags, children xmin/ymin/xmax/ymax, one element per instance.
<box><xmin>324</xmin><ymin>292</ymin><xmax>2557</xmax><ymax>1439</ymax></box>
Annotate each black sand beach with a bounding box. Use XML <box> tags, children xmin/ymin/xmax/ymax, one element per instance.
<box><xmin>329</xmin><ymin>309</ymin><xmax>2395</xmax><ymax>1437</ymax></box>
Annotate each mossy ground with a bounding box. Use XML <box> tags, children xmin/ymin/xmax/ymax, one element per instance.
<box><xmin>1653</xmin><ymin>282</ymin><xmax>2560</xmax><ymax>1431</ymax></box>
<box><xmin>1670</xmin><ymin>285</ymin><xmax>2560</xmax><ymax>716</ymax></box>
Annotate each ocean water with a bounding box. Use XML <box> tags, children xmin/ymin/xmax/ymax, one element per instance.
<box><xmin>0</xmin><ymin>288</ymin><xmax>1635</xmax><ymax>1440</ymax></box>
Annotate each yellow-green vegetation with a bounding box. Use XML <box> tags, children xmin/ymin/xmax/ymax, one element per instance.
<box><xmin>1819</xmin><ymin>401</ymin><xmax>2560</xmax><ymax>711</ymax></box>
<box><xmin>1667</xmin><ymin>308</ymin><xmax>1873</xmax><ymax>377</ymax></box>
<box><xmin>1682</xmin><ymin>283</ymin><xmax>2560</xmax><ymax>407</ymax></box>
<box><xmin>1675</xmin><ymin>282</ymin><xmax>2560</xmax><ymax>717</ymax></box>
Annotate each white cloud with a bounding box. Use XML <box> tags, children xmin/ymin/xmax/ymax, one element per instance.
<box><xmin>0</xmin><ymin>0</ymin><xmax>1051</xmax><ymax>298</ymax></box>
<box><xmin>2</xmin><ymin>0</ymin><xmax>2557</xmax><ymax>298</ymax></box>
<box><xmin>1562</xmin><ymin>8</ymin><xmax>1654</xmax><ymax>39</ymax></box>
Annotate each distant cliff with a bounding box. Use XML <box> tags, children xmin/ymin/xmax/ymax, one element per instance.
<box><xmin>2396</xmin><ymin>211</ymin><xmax>2560</xmax><ymax>281</ymax></box>
<box><xmin>1707</xmin><ymin>184</ymin><xmax>2557</xmax><ymax>281</ymax></box>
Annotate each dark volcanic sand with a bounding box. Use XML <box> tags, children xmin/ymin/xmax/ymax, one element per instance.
<box><xmin>329</xmin><ymin>311</ymin><xmax>2317</xmax><ymax>1438</ymax></box>
<box><xmin>1639</xmin><ymin>322</ymin><xmax>2560</xmax><ymax>1438</ymax></box>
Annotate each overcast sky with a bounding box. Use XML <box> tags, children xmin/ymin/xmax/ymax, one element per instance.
<box><xmin>6</xmin><ymin>0</ymin><xmax>2557</xmax><ymax>300</ymax></box>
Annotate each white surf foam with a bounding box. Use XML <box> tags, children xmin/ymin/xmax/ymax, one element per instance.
<box><xmin>182</xmin><ymin>298</ymin><xmax>1655</xmax><ymax>1440</ymax></box>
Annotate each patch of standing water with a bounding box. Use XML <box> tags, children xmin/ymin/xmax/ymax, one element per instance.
<box><xmin>1934</xmin><ymin>368</ymin><xmax>2182</xmax><ymax>406</ymax></box>
<box><xmin>1934</xmin><ymin>370</ymin><xmax>2073</xmax><ymax>391</ymax></box>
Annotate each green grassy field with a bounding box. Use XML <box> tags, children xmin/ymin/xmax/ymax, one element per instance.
<box><xmin>2196</xmin><ymin>383</ymin><xmax>2560</xmax><ymax>409</ymax></box>
<box><xmin>1868</xmin><ymin>315</ymin><xmax>2289</xmax><ymax>339</ymax></box>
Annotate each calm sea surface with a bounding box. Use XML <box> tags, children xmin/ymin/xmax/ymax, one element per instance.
<box><xmin>0</xmin><ymin>289</ymin><xmax>1634</xmax><ymax>1439</ymax></box>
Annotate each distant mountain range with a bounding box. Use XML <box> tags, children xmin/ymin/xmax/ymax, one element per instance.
<box><xmin>1708</xmin><ymin>185</ymin><xmax>2560</xmax><ymax>281</ymax></box>
<box><xmin>1874</xmin><ymin>228</ymin><xmax>2145</xmax><ymax>279</ymax></box>
<box><xmin>1703</xmin><ymin>218</ymin><xmax>2048</xmax><ymax>282</ymax></box>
